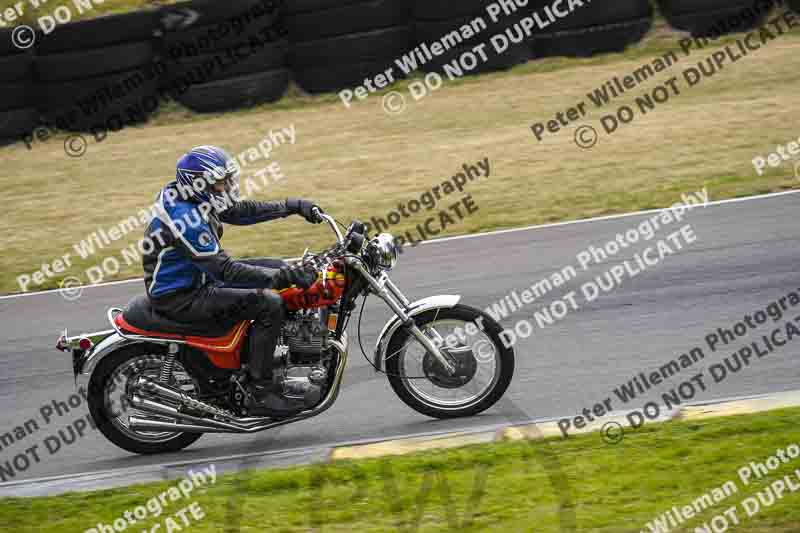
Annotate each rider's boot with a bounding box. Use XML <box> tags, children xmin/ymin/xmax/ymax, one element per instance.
<box><xmin>244</xmin><ymin>296</ymin><xmax>304</xmax><ymax>417</ymax></box>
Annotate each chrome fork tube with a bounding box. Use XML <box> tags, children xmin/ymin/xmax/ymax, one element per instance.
<box><xmin>384</xmin><ymin>277</ymin><xmax>410</xmax><ymax>307</ymax></box>
<box><xmin>349</xmin><ymin>260</ymin><xmax>456</xmax><ymax>375</ymax></box>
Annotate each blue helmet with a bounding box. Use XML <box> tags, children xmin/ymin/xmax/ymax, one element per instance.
<box><xmin>174</xmin><ymin>145</ymin><xmax>240</xmax><ymax>205</ymax></box>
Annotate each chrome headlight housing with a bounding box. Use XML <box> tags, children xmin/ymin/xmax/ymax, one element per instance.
<box><xmin>367</xmin><ymin>233</ymin><xmax>398</xmax><ymax>271</ymax></box>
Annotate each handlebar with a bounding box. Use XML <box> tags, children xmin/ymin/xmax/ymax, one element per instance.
<box><xmin>312</xmin><ymin>207</ymin><xmax>344</xmax><ymax>244</ymax></box>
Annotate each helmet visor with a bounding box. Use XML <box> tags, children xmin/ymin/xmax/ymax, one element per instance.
<box><xmin>205</xmin><ymin>161</ymin><xmax>240</xmax><ymax>201</ymax></box>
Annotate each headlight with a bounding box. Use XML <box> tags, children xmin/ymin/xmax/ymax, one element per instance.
<box><xmin>368</xmin><ymin>233</ymin><xmax>398</xmax><ymax>271</ymax></box>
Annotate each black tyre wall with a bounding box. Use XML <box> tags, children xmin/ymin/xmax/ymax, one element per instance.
<box><xmin>286</xmin><ymin>0</ymin><xmax>410</xmax><ymax>42</ymax></box>
<box><xmin>290</xmin><ymin>26</ymin><xmax>411</xmax><ymax>93</ymax></box>
<box><xmin>160</xmin><ymin>0</ymin><xmax>280</xmax><ymax>30</ymax></box>
<box><xmin>285</xmin><ymin>0</ymin><xmax>365</xmax><ymax>15</ymax></box>
<box><xmin>0</xmin><ymin>108</ymin><xmax>37</xmax><ymax>140</ymax></box>
<box><xmin>0</xmin><ymin>28</ymin><xmax>29</xmax><ymax>55</ymax></box>
<box><xmin>0</xmin><ymin>82</ymin><xmax>29</xmax><ymax>111</ymax></box>
<box><xmin>530</xmin><ymin>0</ymin><xmax>653</xmax><ymax>58</ymax></box>
<box><xmin>36</xmin><ymin>10</ymin><xmax>160</xmax><ymax>54</ymax></box>
<box><xmin>176</xmin><ymin>69</ymin><xmax>289</xmax><ymax>112</ymax></box>
<box><xmin>532</xmin><ymin>19</ymin><xmax>653</xmax><ymax>59</ymax></box>
<box><xmin>413</xmin><ymin>0</ymin><xmax>494</xmax><ymax>21</ymax></box>
<box><xmin>293</xmin><ymin>59</ymin><xmax>407</xmax><ymax>93</ymax></box>
<box><xmin>35</xmin><ymin>41</ymin><xmax>155</xmax><ymax>82</ymax></box>
<box><xmin>37</xmin><ymin>66</ymin><xmax>161</xmax><ymax>132</ymax></box>
<box><xmin>161</xmin><ymin>10</ymin><xmax>282</xmax><ymax>59</ymax></box>
<box><xmin>0</xmin><ymin>53</ymin><xmax>33</xmax><ymax>82</ymax></box>
<box><xmin>657</xmin><ymin>0</ymin><xmax>777</xmax><ymax>37</ymax></box>
<box><xmin>289</xmin><ymin>26</ymin><xmax>411</xmax><ymax>68</ymax></box>
<box><xmin>163</xmin><ymin>39</ymin><xmax>288</xmax><ymax>85</ymax></box>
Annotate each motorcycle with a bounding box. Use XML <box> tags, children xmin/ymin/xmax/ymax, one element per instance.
<box><xmin>56</xmin><ymin>210</ymin><xmax>515</xmax><ymax>455</ymax></box>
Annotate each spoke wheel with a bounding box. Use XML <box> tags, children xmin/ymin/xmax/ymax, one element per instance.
<box><xmin>386</xmin><ymin>305</ymin><xmax>514</xmax><ymax>419</ymax></box>
<box><xmin>88</xmin><ymin>344</ymin><xmax>204</xmax><ymax>455</ymax></box>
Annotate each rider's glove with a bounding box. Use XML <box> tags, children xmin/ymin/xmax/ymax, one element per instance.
<box><xmin>273</xmin><ymin>264</ymin><xmax>318</xmax><ymax>290</ymax></box>
<box><xmin>286</xmin><ymin>198</ymin><xmax>323</xmax><ymax>224</ymax></box>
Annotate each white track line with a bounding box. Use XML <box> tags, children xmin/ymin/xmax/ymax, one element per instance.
<box><xmin>1</xmin><ymin>188</ymin><xmax>797</xmax><ymax>302</ymax></box>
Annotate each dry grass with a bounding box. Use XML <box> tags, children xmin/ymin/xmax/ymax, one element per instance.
<box><xmin>2</xmin><ymin>20</ymin><xmax>799</xmax><ymax>294</ymax></box>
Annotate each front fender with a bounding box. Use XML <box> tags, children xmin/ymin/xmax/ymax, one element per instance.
<box><xmin>372</xmin><ymin>295</ymin><xmax>461</xmax><ymax>372</ymax></box>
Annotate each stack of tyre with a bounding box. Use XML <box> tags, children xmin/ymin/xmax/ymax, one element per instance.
<box><xmin>530</xmin><ymin>0</ymin><xmax>653</xmax><ymax>59</ymax></box>
<box><xmin>286</xmin><ymin>0</ymin><xmax>412</xmax><ymax>94</ymax></box>
<box><xmin>657</xmin><ymin>0</ymin><xmax>776</xmax><ymax>37</ymax></box>
<box><xmin>412</xmin><ymin>1</ymin><xmax>530</xmax><ymax>77</ymax></box>
<box><xmin>160</xmin><ymin>0</ymin><xmax>289</xmax><ymax>112</ymax></box>
<box><xmin>34</xmin><ymin>10</ymin><xmax>161</xmax><ymax>133</ymax></box>
<box><xmin>0</xmin><ymin>27</ymin><xmax>37</xmax><ymax>142</ymax></box>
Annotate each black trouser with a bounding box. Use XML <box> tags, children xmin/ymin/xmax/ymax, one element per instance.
<box><xmin>151</xmin><ymin>258</ymin><xmax>287</xmax><ymax>382</ymax></box>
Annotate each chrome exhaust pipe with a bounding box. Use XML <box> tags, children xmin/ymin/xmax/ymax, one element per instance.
<box><xmin>128</xmin><ymin>334</ymin><xmax>350</xmax><ymax>435</ymax></box>
<box><xmin>129</xmin><ymin>395</ymin><xmax>245</xmax><ymax>432</ymax></box>
<box><xmin>128</xmin><ymin>416</ymin><xmax>231</xmax><ymax>434</ymax></box>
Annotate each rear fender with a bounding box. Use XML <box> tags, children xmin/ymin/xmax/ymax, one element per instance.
<box><xmin>372</xmin><ymin>295</ymin><xmax>461</xmax><ymax>372</ymax></box>
<box><xmin>58</xmin><ymin>330</ymin><xmax>145</xmax><ymax>379</ymax></box>
<box><xmin>80</xmin><ymin>333</ymin><xmax>148</xmax><ymax>377</ymax></box>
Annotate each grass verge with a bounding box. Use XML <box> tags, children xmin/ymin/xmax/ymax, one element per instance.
<box><xmin>1</xmin><ymin>407</ymin><xmax>800</xmax><ymax>532</ymax></box>
<box><xmin>3</xmin><ymin>14</ymin><xmax>799</xmax><ymax>294</ymax></box>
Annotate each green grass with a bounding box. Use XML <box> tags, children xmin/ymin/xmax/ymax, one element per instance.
<box><xmin>2</xmin><ymin>407</ymin><xmax>800</xmax><ymax>532</ymax></box>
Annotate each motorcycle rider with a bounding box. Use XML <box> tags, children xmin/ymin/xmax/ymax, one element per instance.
<box><xmin>141</xmin><ymin>145</ymin><xmax>323</xmax><ymax>415</ymax></box>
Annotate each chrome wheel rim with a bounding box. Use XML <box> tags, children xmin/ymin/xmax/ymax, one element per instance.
<box><xmin>393</xmin><ymin>318</ymin><xmax>500</xmax><ymax>410</ymax></box>
<box><xmin>104</xmin><ymin>354</ymin><xmax>196</xmax><ymax>442</ymax></box>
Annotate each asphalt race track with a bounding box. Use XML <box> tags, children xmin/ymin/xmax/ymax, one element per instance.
<box><xmin>1</xmin><ymin>191</ymin><xmax>798</xmax><ymax>485</ymax></box>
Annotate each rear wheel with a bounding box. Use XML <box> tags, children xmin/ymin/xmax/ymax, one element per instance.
<box><xmin>386</xmin><ymin>305</ymin><xmax>514</xmax><ymax>419</ymax></box>
<box><xmin>88</xmin><ymin>344</ymin><xmax>203</xmax><ymax>455</ymax></box>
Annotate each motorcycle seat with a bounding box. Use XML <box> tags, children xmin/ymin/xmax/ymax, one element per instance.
<box><xmin>118</xmin><ymin>295</ymin><xmax>238</xmax><ymax>339</ymax></box>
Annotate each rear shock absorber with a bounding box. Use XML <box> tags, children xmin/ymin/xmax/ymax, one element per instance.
<box><xmin>159</xmin><ymin>343</ymin><xmax>180</xmax><ymax>383</ymax></box>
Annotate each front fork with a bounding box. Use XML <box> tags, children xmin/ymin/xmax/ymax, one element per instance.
<box><xmin>348</xmin><ymin>260</ymin><xmax>457</xmax><ymax>375</ymax></box>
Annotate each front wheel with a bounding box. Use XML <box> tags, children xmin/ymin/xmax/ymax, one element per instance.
<box><xmin>385</xmin><ymin>304</ymin><xmax>514</xmax><ymax>419</ymax></box>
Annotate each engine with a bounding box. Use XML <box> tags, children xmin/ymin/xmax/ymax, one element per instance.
<box><xmin>274</xmin><ymin>309</ymin><xmax>333</xmax><ymax>407</ymax></box>
<box><xmin>283</xmin><ymin>310</ymin><xmax>329</xmax><ymax>361</ymax></box>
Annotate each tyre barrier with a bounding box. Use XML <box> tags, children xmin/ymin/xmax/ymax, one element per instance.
<box><xmin>657</xmin><ymin>0</ymin><xmax>778</xmax><ymax>38</ymax></box>
<box><xmin>413</xmin><ymin>5</ymin><xmax>530</xmax><ymax>78</ymax></box>
<box><xmin>530</xmin><ymin>0</ymin><xmax>653</xmax><ymax>59</ymax></box>
<box><xmin>0</xmin><ymin>0</ymin><xmax>694</xmax><ymax>141</ymax></box>
<box><xmin>158</xmin><ymin>0</ymin><xmax>286</xmax><ymax>112</ymax></box>
<box><xmin>290</xmin><ymin>26</ymin><xmax>412</xmax><ymax>93</ymax></box>
<box><xmin>285</xmin><ymin>0</ymin><xmax>410</xmax><ymax>42</ymax></box>
<box><xmin>0</xmin><ymin>28</ymin><xmax>36</xmax><ymax>140</ymax></box>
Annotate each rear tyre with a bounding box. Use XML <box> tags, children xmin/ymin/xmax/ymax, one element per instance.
<box><xmin>386</xmin><ymin>305</ymin><xmax>514</xmax><ymax>419</ymax></box>
<box><xmin>88</xmin><ymin>344</ymin><xmax>203</xmax><ymax>455</ymax></box>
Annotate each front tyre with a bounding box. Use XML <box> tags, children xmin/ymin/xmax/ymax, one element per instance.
<box><xmin>386</xmin><ymin>305</ymin><xmax>514</xmax><ymax>419</ymax></box>
<box><xmin>88</xmin><ymin>344</ymin><xmax>203</xmax><ymax>455</ymax></box>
